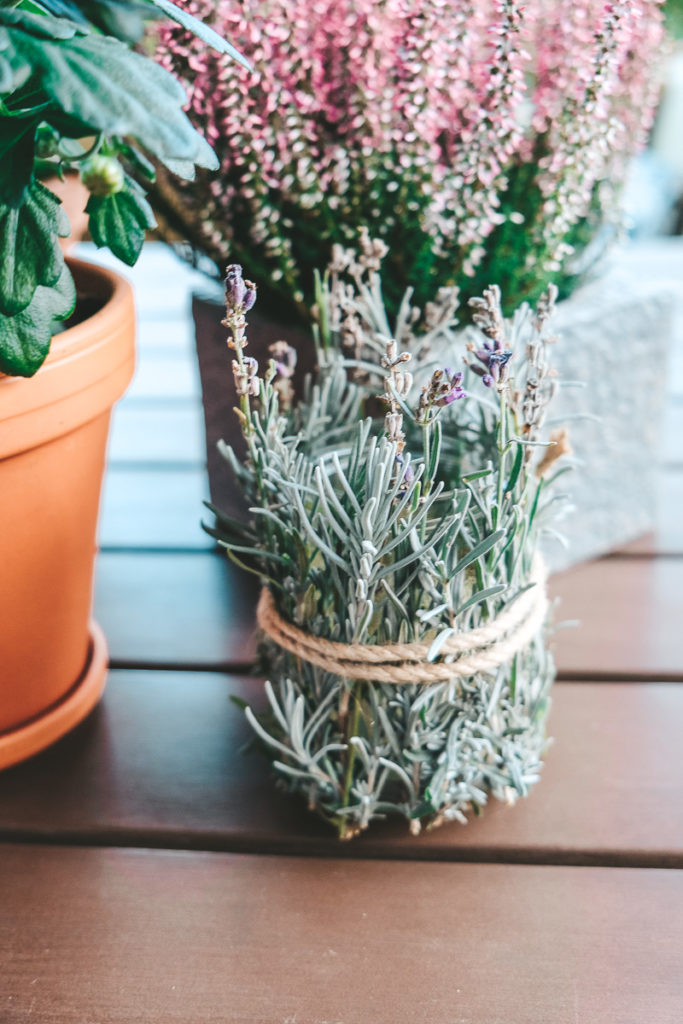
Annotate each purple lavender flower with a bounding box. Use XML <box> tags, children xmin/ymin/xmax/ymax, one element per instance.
<box><xmin>225</xmin><ymin>264</ymin><xmax>246</xmax><ymax>307</ymax></box>
<box><xmin>243</xmin><ymin>284</ymin><xmax>257</xmax><ymax>312</ymax></box>
<box><xmin>466</xmin><ymin>286</ymin><xmax>513</xmax><ymax>389</ymax></box>
<box><xmin>417</xmin><ymin>368</ymin><xmax>467</xmax><ymax>422</ymax></box>
<box><xmin>434</xmin><ymin>368</ymin><xmax>466</xmax><ymax>406</ymax></box>
<box><xmin>467</xmin><ymin>345</ymin><xmax>513</xmax><ymax>388</ymax></box>
<box><xmin>269</xmin><ymin>340</ymin><xmax>297</xmax><ymax>379</ymax></box>
<box><xmin>395</xmin><ymin>453</ymin><xmax>415</xmax><ymax>488</ymax></box>
<box><xmin>232</xmin><ymin>354</ymin><xmax>260</xmax><ymax>397</ymax></box>
<box><xmin>225</xmin><ymin>264</ymin><xmax>257</xmax><ymax>315</ymax></box>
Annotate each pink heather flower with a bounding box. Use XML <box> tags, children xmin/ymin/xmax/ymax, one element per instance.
<box><xmin>155</xmin><ymin>0</ymin><xmax>665</xmax><ymax>313</ymax></box>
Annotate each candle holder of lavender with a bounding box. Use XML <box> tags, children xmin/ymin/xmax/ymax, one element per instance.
<box><xmin>209</xmin><ymin>238</ymin><xmax>575</xmax><ymax>839</ymax></box>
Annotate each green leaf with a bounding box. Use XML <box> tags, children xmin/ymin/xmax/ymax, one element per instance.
<box><xmin>150</xmin><ymin>0</ymin><xmax>251</xmax><ymax>69</ymax></box>
<box><xmin>454</xmin><ymin>583</ymin><xmax>508</xmax><ymax>617</ymax></box>
<box><xmin>116</xmin><ymin>141</ymin><xmax>156</xmax><ymax>183</ymax></box>
<box><xmin>43</xmin><ymin>110</ymin><xmax>98</xmax><ymax>140</ymax></box>
<box><xmin>452</xmin><ymin>530</ymin><xmax>506</xmax><ymax>576</ymax></box>
<box><xmin>509</xmin><ymin>654</ymin><xmax>518</xmax><ymax>702</ymax></box>
<box><xmin>86</xmin><ymin>186</ymin><xmax>155</xmax><ymax>266</ymax></box>
<box><xmin>28</xmin><ymin>0</ymin><xmax>249</xmax><ymax>66</ymax></box>
<box><xmin>427</xmin><ymin>627</ymin><xmax>454</xmax><ymax>662</ymax></box>
<box><xmin>0</xmin><ymin>261</ymin><xmax>75</xmax><ymax>376</ymax></box>
<box><xmin>427</xmin><ymin>418</ymin><xmax>441</xmax><ymax>483</ymax></box>
<box><xmin>0</xmin><ymin>178</ymin><xmax>66</xmax><ymax>315</ymax></box>
<box><xmin>0</xmin><ymin>7</ymin><xmax>81</xmax><ymax>40</ymax></box>
<box><xmin>0</xmin><ymin>114</ymin><xmax>40</xmax><ymax>206</ymax></box>
<box><xmin>462</xmin><ymin>466</ymin><xmax>494</xmax><ymax>483</ymax></box>
<box><xmin>3</xmin><ymin>15</ymin><xmax>218</xmax><ymax>173</ymax></box>
<box><xmin>504</xmin><ymin>440</ymin><xmax>524</xmax><ymax>495</ymax></box>
<box><xmin>0</xmin><ymin>52</ymin><xmax>15</xmax><ymax>94</ymax></box>
<box><xmin>528</xmin><ymin>479</ymin><xmax>545</xmax><ymax>529</ymax></box>
<box><xmin>28</xmin><ymin>1</ymin><xmax>150</xmax><ymax>42</ymax></box>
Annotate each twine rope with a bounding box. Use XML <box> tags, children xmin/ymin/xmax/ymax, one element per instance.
<box><xmin>256</xmin><ymin>558</ymin><xmax>548</xmax><ymax>684</ymax></box>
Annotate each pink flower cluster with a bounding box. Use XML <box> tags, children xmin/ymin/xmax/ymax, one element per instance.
<box><xmin>156</xmin><ymin>0</ymin><xmax>664</xmax><ymax>309</ymax></box>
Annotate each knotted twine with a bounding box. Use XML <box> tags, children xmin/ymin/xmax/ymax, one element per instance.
<box><xmin>257</xmin><ymin>557</ymin><xmax>548</xmax><ymax>684</ymax></box>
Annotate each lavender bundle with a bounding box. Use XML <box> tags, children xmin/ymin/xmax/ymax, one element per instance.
<box><xmin>213</xmin><ymin>237</ymin><xmax>571</xmax><ymax>838</ymax></box>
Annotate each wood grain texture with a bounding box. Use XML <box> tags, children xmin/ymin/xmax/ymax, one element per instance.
<box><xmin>1</xmin><ymin>673</ymin><xmax>682</xmax><ymax>866</ymax></box>
<box><xmin>2</xmin><ymin>842</ymin><xmax>682</xmax><ymax>1024</ymax></box>
<box><xmin>125</xmin><ymin>350</ymin><xmax>200</xmax><ymax>402</ymax></box>
<box><xmin>99</xmin><ymin>467</ymin><xmax>212</xmax><ymax>550</ymax></box>
<box><xmin>97</xmin><ymin>459</ymin><xmax>683</xmax><ymax>554</ymax></box>
<box><xmin>95</xmin><ymin>549</ymin><xmax>683</xmax><ymax>677</ymax></box>
<box><xmin>94</xmin><ymin>553</ymin><xmax>257</xmax><ymax>668</ymax></box>
<box><xmin>73</xmin><ymin>241</ymin><xmax>212</xmax><ymax>318</ymax></box>
<box><xmin>550</xmin><ymin>558</ymin><xmax>683</xmax><ymax>679</ymax></box>
<box><xmin>108</xmin><ymin>403</ymin><xmax>205</xmax><ymax>466</ymax></box>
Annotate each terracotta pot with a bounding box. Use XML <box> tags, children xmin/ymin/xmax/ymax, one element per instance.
<box><xmin>192</xmin><ymin>293</ymin><xmax>315</xmax><ymax>520</ymax></box>
<box><xmin>0</xmin><ymin>259</ymin><xmax>135</xmax><ymax>769</ymax></box>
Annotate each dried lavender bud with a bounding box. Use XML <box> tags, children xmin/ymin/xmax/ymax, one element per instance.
<box><xmin>225</xmin><ymin>264</ymin><xmax>247</xmax><ymax>311</ymax></box>
<box><xmin>269</xmin><ymin>340</ymin><xmax>297</xmax><ymax>379</ymax></box>
<box><xmin>466</xmin><ymin>339</ymin><xmax>512</xmax><ymax>390</ymax></box>
<box><xmin>243</xmin><ymin>283</ymin><xmax>257</xmax><ymax>311</ymax></box>
<box><xmin>417</xmin><ymin>367</ymin><xmax>466</xmax><ymax>420</ymax></box>
<box><xmin>232</xmin><ymin>355</ymin><xmax>259</xmax><ymax>397</ymax></box>
<box><xmin>395</xmin><ymin>453</ymin><xmax>415</xmax><ymax>487</ymax></box>
<box><xmin>212</xmin><ymin>235</ymin><xmax>566</xmax><ymax>839</ymax></box>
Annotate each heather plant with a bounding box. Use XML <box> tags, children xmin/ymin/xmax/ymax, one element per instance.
<box><xmin>210</xmin><ymin>237</ymin><xmax>571</xmax><ymax>838</ymax></box>
<box><xmin>155</xmin><ymin>0</ymin><xmax>664</xmax><ymax>321</ymax></box>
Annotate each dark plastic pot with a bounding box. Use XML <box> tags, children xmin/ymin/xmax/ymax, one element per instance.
<box><xmin>192</xmin><ymin>293</ymin><xmax>316</xmax><ymax>520</ymax></box>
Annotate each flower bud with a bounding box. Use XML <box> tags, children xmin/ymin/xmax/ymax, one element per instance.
<box><xmin>243</xmin><ymin>281</ymin><xmax>257</xmax><ymax>311</ymax></box>
<box><xmin>224</xmin><ymin>264</ymin><xmax>246</xmax><ymax>309</ymax></box>
<box><xmin>81</xmin><ymin>156</ymin><xmax>125</xmax><ymax>197</ymax></box>
<box><xmin>34</xmin><ymin>125</ymin><xmax>61</xmax><ymax>161</ymax></box>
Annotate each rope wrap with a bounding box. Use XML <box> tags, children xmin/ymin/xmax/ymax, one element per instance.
<box><xmin>256</xmin><ymin>558</ymin><xmax>548</xmax><ymax>684</ymax></box>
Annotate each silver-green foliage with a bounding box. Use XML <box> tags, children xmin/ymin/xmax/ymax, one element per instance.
<box><xmin>213</xmin><ymin>239</ymin><xmax>568</xmax><ymax>838</ymax></box>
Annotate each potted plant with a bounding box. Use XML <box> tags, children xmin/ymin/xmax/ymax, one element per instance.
<box><xmin>212</xmin><ymin>244</ymin><xmax>568</xmax><ymax>838</ymax></box>
<box><xmin>0</xmin><ymin>0</ymin><xmax>245</xmax><ymax>768</ymax></box>
<box><xmin>155</xmin><ymin>0</ymin><xmax>668</xmax><ymax>563</ymax></box>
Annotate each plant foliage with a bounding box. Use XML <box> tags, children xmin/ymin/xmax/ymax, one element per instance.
<box><xmin>157</xmin><ymin>0</ymin><xmax>664</xmax><ymax>321</ymax></box>
<box><xmin>0</xmin><ymin>0</ymin><xmax>244</xmax><ymax>376</ymax></box>
<box><xmin>211</xmin><ymin>236</ymin><xmax>573</xmax><ymax>838</ymax></box>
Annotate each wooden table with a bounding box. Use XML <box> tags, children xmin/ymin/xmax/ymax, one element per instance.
<box><xmin>1</xmin><ymin>244</ymin><xmax>682</xmax><ymax>1023</ymax></box>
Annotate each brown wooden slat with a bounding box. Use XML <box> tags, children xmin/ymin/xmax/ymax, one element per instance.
<box><xmin>94</xmin><ymin>553</ymin><xmax>256</xmax><ymax>668</ymax></box>
<box><xmin>550</xmin><ymin>557</ymin><xmax>683</xmax><ymax>679</ymax></box>
<box><xmin>1</xmin><ymin>673</ymin><xmax>681</xmax><ymax>866</ymax></box>
<box><xmin>95</xmin><ymin>549</ymin><xmax>683</xmax><ymax>676</ymax></box>
<box><xmin>2</xmin><ymin>842</ymin><xmax>682</xmax><ymax>1024</ymax></box>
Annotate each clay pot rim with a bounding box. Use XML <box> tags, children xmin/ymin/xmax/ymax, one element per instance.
<box><xmin>0</xmin><ymin>257</ymin><xmax>136</xmax><ymax>456</ymax></box>
<box><xmin>0</xmin><ymin>258</ymin><xmax>131</xmax><ymax>388</ymax></box>
<box><xmin>44</xmin><ymin>257</ymin><xmax>128</xmax><ymax>368</ymax></box>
